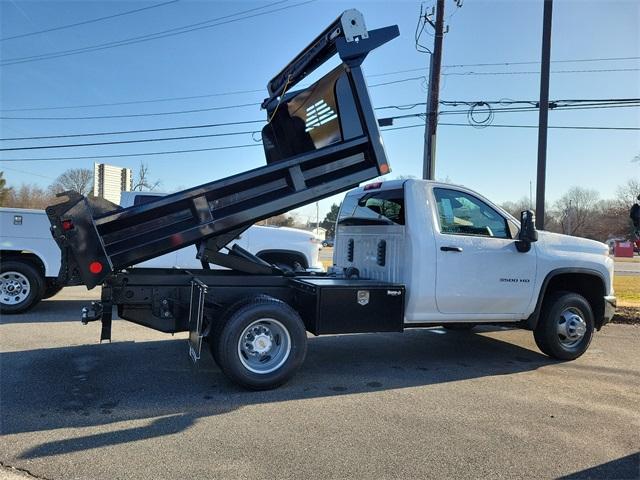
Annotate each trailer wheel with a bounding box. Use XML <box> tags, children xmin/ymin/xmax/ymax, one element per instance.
<box><xmin>215</xmin><ymin>296</ymin><xmax>307</xmax><ymax>390</ymax></box>
<box><xmin>0</xmin><ymin>260</ymin><xmax>44</xmax><ymax>314</ymax></box>
<box><xmin>534</xmin><ymin>291</ymin><xmax>594</xmax><ymax>360</ymax></box>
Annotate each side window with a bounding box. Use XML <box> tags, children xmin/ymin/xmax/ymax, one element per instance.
<box><xmin>338</xmin><ymin>189</ymin><xmax>405</xmax><ymax>226</ymax></box>
<box><xmin>433</xmin><ymin>188</ymin><xmax>510</xmax><ymax>239</ymax></box>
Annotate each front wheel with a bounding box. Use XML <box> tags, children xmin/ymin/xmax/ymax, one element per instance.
<box><xmin>534</xmin><ymin>291</ymin><xmax>594</xmax><ymax>360</ymax></box>
<box><xmin>214</xmin><ymin>296</ymin><xmax>307</xmax><ymax>390</ymax></box>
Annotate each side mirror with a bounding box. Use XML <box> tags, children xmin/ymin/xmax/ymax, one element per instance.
<box><xmin>516</xmin><ymin>210</ymin><xmax>538</xmax><ymax>252</ymax></box>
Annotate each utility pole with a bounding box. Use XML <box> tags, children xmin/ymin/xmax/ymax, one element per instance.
<box><xmin>422</xmin><ymin>0</ymin><xmax>445</xmax><ymax>180</ymax></box>
<box><xmin>535</xmin><ymin>0</ymin><xmax>553</xmax><ymax>229</ymax></box>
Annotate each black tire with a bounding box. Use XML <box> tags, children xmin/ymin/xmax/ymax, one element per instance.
<box><xmin>42</xmin><ymin>282</ymin><xmax>63</xmax><ymax>300</ymax></box>
<box><xmin>208</xmin><ymin>295</ymin><xmax>272</xmax><ymax>368</ymax></box>
<box><xmin>0</xmin><ymin>260</ymin><xmax>44</xmax><ymax>314</ymax></box>
<box><xmin>443</xmin><ymin>323</ymin><xmax>476</xmax><ymax>331</ymax></box>
<box><xmin>534</xmin><ymin>291</ymin><xmax>594</xmax><ymax>360</ymax></box>
<box><xmin>214</xmin><ymin>296</ymin><xmax>307</xmax><ymax>390</ymax></box>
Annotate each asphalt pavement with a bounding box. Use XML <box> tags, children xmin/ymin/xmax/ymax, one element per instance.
<box><xmin>1</xmin><ymin>287</ymin><xmax>638</xmax><ymax>480</ymax></box>
<box><xmin>615</xmin><ymin>258</ymin><xmax>640</xmax><ymax>276</ymax></box>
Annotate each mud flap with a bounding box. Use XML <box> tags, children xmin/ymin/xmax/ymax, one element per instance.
<box><xmin>188</xmin><ymin>278</ymin><xmax>208</xmax><ymax>364</ymax></box>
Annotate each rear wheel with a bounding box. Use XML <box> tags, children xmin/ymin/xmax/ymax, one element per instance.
<box><xmin>0</xmin><ymin>260</ymin><xmax>44</xmax><ymax>314</ymax></box>
<box><xmin>534</xmin><ymin>291</ymin><xmax>594</xmax><ymax>360</ymax></box>
<box><xmin>213</xmin><ymin>296</ymin><xmax>307</xmax><ymax>390</ymax></box>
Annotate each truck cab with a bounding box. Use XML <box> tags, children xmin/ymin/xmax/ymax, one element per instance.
<box><xmin>334</xmin><ymin>179</ymin><xmax>616</xmax><ymax>358</ymax></box>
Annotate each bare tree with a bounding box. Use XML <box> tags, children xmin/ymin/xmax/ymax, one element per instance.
<box><xmin>553</xmin><ymin>187</ymin><xmax>600</xmax><ymax>237</ymax></box>
<box><xmin>500</xmin><ymin>197</ymin><xmax>532</xmax><ymax>218</ymax></box>
<box><xmin>615</xmin><ymin>177</ymin><xmax>640</xmax><ymax>206</ymax></box>
<box><xmin>4</xmin><ymin>183</ymin><xmax>56</xmax><ymax>209</ymax></box>
<box><xmin>0</xmin><ymin>171</ymin><xmax>11</xmax><ymax>205</ymax></box>
<box><xmin>132</xmin><ymin>163</ymin><xmax>160</xmax><ymax>191</ymax></box>
<box><xmin>49</xmin><ymin>168</ymin><xmax>93</xmax><ymax>195</ymax></box>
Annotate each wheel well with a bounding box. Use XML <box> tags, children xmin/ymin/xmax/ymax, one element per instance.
<box><xmin>0</xmin><ymin>250</ymin><xmax>46</xmax><ymax>276</ymax></box>
<box><xmin>536</xmin><ymin>272</ymin><xmax>606</xmax><ymax>330</ymax></box>
<box><xmin>256</xmin><ymin>250</ymin><xmax>308</xmax><ymax>269</ymax></box>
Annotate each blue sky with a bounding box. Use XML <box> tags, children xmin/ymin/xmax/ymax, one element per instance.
<box><xmin>1</xmin><ymin>0</ymin><xmax>639</xmax><ymax>222</ymax></box>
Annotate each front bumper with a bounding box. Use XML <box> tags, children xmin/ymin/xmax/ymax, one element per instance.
<box><xmin>603</xmin><ymin>295</ymin><xmax>617</xmax><ymax>326</ymax></box>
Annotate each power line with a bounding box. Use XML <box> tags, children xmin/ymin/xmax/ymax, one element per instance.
<box><xmin>0</xmin><ymin>88</ymin><xmax>266</xmax><ymax>113</ymax></box>
<box><xmin>366</xmin><ymin>56</ymin><xmax>640</xmax><ymax>78</ymax></box>
<box><xmin>1</xmin><ymin>98</ymin><xmax>637</xmax><ymax>142</ymax></box>
<box><xmin>442</xmin><ymin>56</ymin><xmax>640</xmax><ymax>69</ymax></box>
<box><xmin>0</xmin><ymin>102</ymin><xmax>261</xmax><ymax>121</ymax></box>
<box><xmin>1</xmin><ymin>0</ymin><xmax>180</xmax><ymax>42</ymax></box>
<box><xmin>0</xmin><ymin>144</ymin><xmax>261</xmax><ymax>162</ymax></box>
<box><xmin>442</xmin><ymin>67</ymin><xmax>640</xmax><ymax>76</ymax></box>
<box><xmin>3</xmin><ymin>121</ymin><xmax>639</xmax><ymax>163</ymax></box>
<box><xmin>0</xmin><ymin>119</ymin><xmax>266</xmax><ymax>141</ymax></box>
<box><xmin>0</xmin><ymin>129</ymin><xmax>261</xmax><ymax>152</ymax></box>
<box><xmin>0</xmin><ymin>0</ymin><xmax>314</xmax><ymax>67</ymax></box>
<box><xmin>3</xmin><ymin>57</ymin><xmax>638</xmax><ymax>113</ymax></box>
<box><xmin>383</xmin><ymin>123</ymin><xmax>640</xmax><ymax>132</ymax></box>
<box><xmin>0</xmin><ymin>165</ymin><xmax>57</xmax><ymax>180</ymax></box>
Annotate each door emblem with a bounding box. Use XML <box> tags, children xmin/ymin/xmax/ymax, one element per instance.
<box><xmin>357</xmin><ymin>290</ymin><xmax>370</xmax><ymax>306</ymax></box>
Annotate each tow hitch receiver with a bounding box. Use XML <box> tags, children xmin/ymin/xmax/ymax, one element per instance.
<box><xmin>81</xmin><ymin>301</ymin><xmax>103</xmax><ymax>324</ymax></box>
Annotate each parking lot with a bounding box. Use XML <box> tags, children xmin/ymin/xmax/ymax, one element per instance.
<box><xmin>1</xmin><ymin>287</ymin><xmax>638</xmax><ymax>480</ymax></box>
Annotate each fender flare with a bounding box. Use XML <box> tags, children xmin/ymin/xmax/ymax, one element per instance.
<box><xmin>526</xmin><ymin>267</ymin><xmax>606</xmax><ymax>329</ymax></box>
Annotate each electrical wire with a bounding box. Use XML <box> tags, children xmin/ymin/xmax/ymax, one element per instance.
<box><xmin>382</xmin><ymin>123</ymin><xmax>640</xmax><ymax>132</ymax></box>
<box><xmin>0</xmin><ymin>0</ymin><xmax>314</xmax><ymax>67</ymax></box>
<box><xmin>366</xmin><ymin>57</ymin><xmax>640</xmax><ymax>79</ymax></box>
<box><xmin>3</xmin><ymin>121</ymin><xmax>639</xmax><ymax>163</ymax></box>
<box><xmin>0</xmin><ymin>102</ymin><xmax>261</xmax><ymax>121</ymax></box>
<box><xmin>0</xmin><ymin>89</ymin><xmax>266</xmax><ymax>113</ymax></box>
<box><xmin>467</xmin><ymin>102</ymin><xmax>494</xmax><ymax>128</ymax></box>
<box><xmin>0</xmin><ymin>119</ymin><xmax>266</xmax><ymax>141</ymax></box>
<box><xmin>3</xmin><ymin>58</ymin><xmax>638</xmax><ymax>113</ymax></box>
<box><xmin>1</xmin><ymin>0</ymin><xmax>180</xmax><ymax>41</ymax></box>
<box><xmin>0</xmin><ymin>144</ymin><xmax>261</xmax><ymax>162</ymax></box>
<box><xmin>0</xmin><ymin>129</ymin><xmax>261</xmax><ymax>152</ymax></box>
<box><xmin>1</xmin><ymin>99</ymin><xmax>637</xmax><ymax>143</ymax></box>
<box><xmin>414</xmin><ymin>4</ymin><xmax>432</xmax><ymax>54</ymax></box>
<box><xmin>443</xmin><ymin>68</ymin><xmax>640</xmax><ymax>76</ymax></box>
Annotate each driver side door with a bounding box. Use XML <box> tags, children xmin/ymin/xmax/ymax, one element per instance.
<box><xmin>432</xmin><ymin>187</ymin><xmax>536</xmax><ymax>316</ymax></box>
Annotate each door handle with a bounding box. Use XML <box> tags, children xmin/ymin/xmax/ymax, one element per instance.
<box><xmin>440</xmin><ymin>246</ymin><xmax>463</xmax><ymax>252</ymax></box>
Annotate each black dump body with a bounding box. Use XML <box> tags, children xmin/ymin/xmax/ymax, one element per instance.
<box><xmin>46</xmin><ymin>12</ymin><xmax>399</xmax><ymax>290</ymax></box>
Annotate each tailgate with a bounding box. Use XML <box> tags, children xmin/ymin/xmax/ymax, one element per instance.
<box><xmin>46</xmin><ymin>192</ymin><xmax>116</xmax><ymax>289</ymax></box>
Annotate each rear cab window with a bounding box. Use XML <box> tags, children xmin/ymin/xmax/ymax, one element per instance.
<box><xmin>338</xmin><ymin>188</ymin><xmax>405</xmax><ymax>226</ymax></box>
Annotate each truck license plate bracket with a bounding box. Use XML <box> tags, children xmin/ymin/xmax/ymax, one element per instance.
<box><xmin>188</xmin><ymin>278</ymin><xmax>208</xmax><ymax>363</ymax></box>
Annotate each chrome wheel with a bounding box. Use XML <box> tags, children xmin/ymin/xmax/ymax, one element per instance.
<box><xmin>0</xmin><ymin>271</ymin><xmax>31</xmax><ymax>306</ymax></box>
<box><xmin>556</xmin><ymin>307</ymin><xmax>587</xmax><ymax>347</ymax></box>
<box><xmin>237</xmin><ymin>318</ymin><xmax>291</xmax><ymax>374</ymax></box>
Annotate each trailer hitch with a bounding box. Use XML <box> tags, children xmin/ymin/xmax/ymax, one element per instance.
<box><xmin>79</xmin><ymin>284</ymin><xmax>113</xmax><ymax>342</ymax></box>
<box><xmin>81</xmin><ymin>301</ymin><xmax>103</xmax><ymax>324</ymax></box>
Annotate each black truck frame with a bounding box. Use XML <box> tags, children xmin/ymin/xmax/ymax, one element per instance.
<box><xmin>47</xmin><ymin>10</ymin><xmax>405</xmax><ymax>389</ymax></box>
